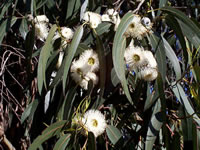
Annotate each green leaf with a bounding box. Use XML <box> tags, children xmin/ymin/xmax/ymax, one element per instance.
<box><xmin>21</xmin><ymin>99</ymin><xmax>39</xmax><ymax>124</ymax></box>
<box><xmin>148</xmin><ymin>33</ymin><xmax>166</xmax><ymax>80</ymax></box>
<box><xmin>145</xmin><ymin>101</ymin><xmax>163</xmax><ymax>150</ymax></box>
<box><xmin>165</xmin><ymin>15</ymin><xmax>187</xmax><ymax>63</ymax></box>
<box><xmin>172</xmin><ymin>83</ymin><xmax>200</xmax><ymax>126</ymax></box>
<box><xmin>0</xmin><ymin>17</ymin><xmax>17</xmax><ymax>45</ymax></box>
<box><xmin>162</xmin><ymin>36</ymin><xmax>181</xmax><ymax>80</ymax></box>
<box><xmin>106</xmin><ymin>125</ymin><xmax>122</xmax><ymax>145</ymax></box>
<box><xmin>88</xmin><ymin>132</ymin><xmax>97</xmax><ymax>150</ymax></box>
<box><xmin>193</xmin><ymin>64</ymin><xmax>200</xmax><ymax>84</ymax></box>
<box><xmin>53</xmin><ymin>134</ymin><xmax>71</xmax><ymax>150</ymax></box>
<box><xmin>62</xmin><ymin>25</ymin><xmax>83</xmax><ymax>93</ymax></box>
<box><xmin>96</xmin><ymin>22</ymin><xmax>112</xmax><ymax>35</ymax></box>
<box><xmin>0</xmin><ymin>0</ymin><xmax>12</xmax><ymax>20</ymax></box>
<box><xmin>161</xmin><ymin>6</ymin><xmax>200</xmax><ymax>49</ymax></box>
<box><xmin>37</xmin><ymin>24</ymin><xmax>57</xmax><ymax>94</ymax></box>
<box><xmin>28</xmin><ymin>120</ymin><xmax>67</xmax><ymax>150</ymax></box>
<box><xmin>112</xmin><ymin>12</ymin><xmax>135</xmax><ymax>105</ymax></box>
<box><xmin>157</xmin><ymin>0</ymin><xmax>167</xmax><ymax>16</ymax></box>
<box><xmin>19</xmin><ymin>18</ymin><xmax>29</xmax><ymax>40</ymax></box>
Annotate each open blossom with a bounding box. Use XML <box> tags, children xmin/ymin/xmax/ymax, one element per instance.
<box><xmin>83</xmin><ymin>11</ymin><xmax>102</xmax><ymax>28</ymax></box>
<box><xmin>70</xmin><ymin>49</ymin><xmax>99</xmax><ymax>90</ymax></box>
<box><xmin>79</xmin><ymin>49</ymin><xmax>99</xmax><ymax>72</ymax></box>
<box><xmin>53</xmin><ymin>27</ymin><xmax>74</xmax><ymax>48</ymax></box>
<box><xmin>139</xmin><ymin>67</ymin><xmax>158</xmax><ymax>81</ymax></box>
<box><xmin>61</xmin><ymin>27</ymin><xmax>74</xmax><ymax>42</ymax></box>
<box><xmin>81</xmin><ymin>110</ymin><xmax>107</xmax><ymax>137</ymax></box>
<box><xmin>124</xmin><ymin>15</ymin><xmax>148</xmax><ymax>40</ymax></box>
<box><xmin>34</xmin><ymin>15</ymin><xmax>49</xmax><ymax>41</ymax></box>
<box><xmin>124</xmin><ymin>45</ymin><xmax>147</xmax><ymax>70</ymax></box>
<box><xmin>143</xmin><ymin>50</ymin><xmax>157</xmax><ymax>68</ymax></box>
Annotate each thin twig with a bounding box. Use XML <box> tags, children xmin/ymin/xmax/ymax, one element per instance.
<box><xmin>133</xmin><ymin>0</ymin><xmax>145</xmax><ymax>14</ymax></box>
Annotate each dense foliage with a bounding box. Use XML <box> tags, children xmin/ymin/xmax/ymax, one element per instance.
<box><xmin>1</xmin><ymin>0</ymin><xmax>200</xmax><ymax>149</ymax></box>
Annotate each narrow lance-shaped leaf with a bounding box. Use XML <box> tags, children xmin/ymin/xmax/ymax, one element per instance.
<box><xmin>28</xmin><ymin>120</ymin><xmax>67</xmax><ymax>150</ymax></box>
<box><xmin>162</xmin><ymin>36</ymin><xmax>181</xmax><ymax>80</ymax></box>
<box><xmin>53</xmin><ymin>134</ymin><xmax>71</xmax><ymax>150</ymax></box>
<box><xmin>106</xmin><ymin>125</ymin><xmax>122</xmax><ymax>145</ymax></box>
<box><xmin>145</xmin><ymin>101</ymin><xmax>163</xmax><ymax>150</ymax></box>
<box><xmin>112</xmin><ymin>12</ymin><xmax>135</xmax><ymax>105</ymax></box>
<box><xmin>172</xmin><ymin>83</ymin><xmax>200</xmax><ymax>126</ymax></box>
<box><xmin>161</xmin><ymin>6</ymin><xmax>200</xmax><ymax>49</ymax></box>
<box><xmin>62</xmin><ymin>25</ymin><xmax>83</xmax><ymax>93</ymax></box>
<box><xmin>37</xmin><ymin>24</ymin><xmax>57</xmax><ymax>94</ymax></box>
<box><xmin>0</xmin><ymin>17</ymin><xmax>17</xmax><ymax>45</ymax></box>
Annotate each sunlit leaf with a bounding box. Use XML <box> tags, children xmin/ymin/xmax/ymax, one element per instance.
<box><xmin>112</xmin><ymin>11</ymin><xmax>135</xmax><ymax>105</ymax></box>
<box><xmin>106</xmin><ymin>125</ymin><xmax>122</xmax><ymax>145</ymax></box>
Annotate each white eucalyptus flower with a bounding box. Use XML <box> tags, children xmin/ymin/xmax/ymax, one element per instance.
<box><xmin>61</xmin><ymin>27</ymin><xmax>74</xmax><ymax>41</ymax></box>
<box><xmin>83</xmin><ymin>11</ymin><xmax>102</xmax><ymax>28</ymax></box>
<box><xmin>79</xmin><ymin>49</ymin><xmax>99</xmax><ymax>72</ymax></box>
<box><xmin>124</xmin><ymin>15</ymin><xmax>148</xmax><ymax>40</ymax></box>
<box><xmin>143</xmin><ymin>50</ymin><xmax>157</xmax><ymax>68</ymax></box>
<box><xmin>70</xmin><ymin>59</ymin><xmax>86</xmax><ymax>85</ymax></box>
<box><xmin>81</xmin><ymin>109</ymin><xmax>107</xmax><ymax>137</ymax></box>
<box><xmin>139</xmin><ymin>67</ymin><xmax>158</xmax><ymax>81</ymax></box>
<box><xmin>34</xmin><ymin>15</ymin><xmax>49</xmax><ymax>23</ymax></box>
<box><xmin>34</xmin><ymin>15</ymin><xmax>49</xmax><ymax>41</ymax></box>
<box><xmin>107</xmin><ymin>9</ymin><xmax>118</xmax><ymax>16</ymax></box>
<box><xmin>35</xmin><ymin>22</ymin><xmax>49</xmax><ymax>41</ymax></box>
<box><xmin>124</xmin><ymin>45</ymin><xmax>147</xmax><ymax>70</ymax></box>
<box><xmin>102</xmin><ymin>14</ymin><xmax>111</xmax><ymax>22</ymax></box>
<box><xmin>85</xmin><ymin>72</ymin><xmax>99</xmax><ymax>85</ymax></box>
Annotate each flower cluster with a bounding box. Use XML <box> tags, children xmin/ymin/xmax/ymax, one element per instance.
<box><xmin>83</xmin><ymin>9</ymin><xmax>120</xmax><ymax>29</ymax></box>
<box><xmin>124</xmin><ymin>15</ymin><xmax>152</xmax><ymax>40</ymax></box>
<box><xmin>83</xmin><ymin>11</ymin><xmax>102</xmax><ymax>28</ymax></box>
<box><xmin>70</xmin><ymin>49</ymin><xmax>99</xmax><ymax>90</ymax></box>
<box><xmin>124</xmin><ymin>43</ymin><xmax>158</xmax><ymax>81</ymax></box>
<box><xmin>53</xmin><ymin>27</ymin><xmax>74</xmax><ymax>48</ymax></box>
<box><xmin>73</xmin><ymin>109</ymin><xmax>107</xmax><ymax>138</ymax></box>
<box><xmin>34</xmin><ymin>15</ymin><xmax>49</xmax><ymax>41</ymax></box>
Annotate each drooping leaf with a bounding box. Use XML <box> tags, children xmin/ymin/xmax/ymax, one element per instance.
<box><xmin>106</xmin><ymin>125</ymin><xmax>122</xmax><ymax>145</ymax></box>
<box><xmin>172</xmin><ymin>83</ymin><xmax>200</xmax><ymax>126</ymax></box>
<box><xmin>148</xmin><ymin>33</ymin><xmax>166</xmax><ymax>80</ymax></box>
<box><xmin>21</xmin><ymin>99</ymin><xmax>39</xmax><ymax>124</ymax></box>
<box><xmin>28</xmin><ymin>120</ymin><xmax>67</xmax><ymax>150</ymax></box>
<box><xmin>0</xmin><ymin>0</ymin><xmax>12</xmax><ymax>20</ymax></box>
<box><xmin>53</xmin><ymin>134</ymin><xmax>71</xmax><ymax>150</ymax></box>
<box><xmin>37</xmin><ymin>24</ymin><xmax>57</xmax><ymax>94</ymax></box>
<box><xmin>162</xmin><ymin>36</ymin><xmax>181</xmax><ymax>80</ymax></box>
<box><xmin>88</xmin><ymin>132</ymin><xmax>97</xmax><ymax>150</ymax></box>
<box><xmin>62</xmin><ymin>25</ymin><xmax>83</xmax><ymax>93</ymax></box>
<box><xmin>112</xmin><ymin>11</ymin><xmax>135</xmax><ymax>105</ymax></box>
<box><xmin>0</xmin><ymin>17</ymin><xmax>17</xmax><ymax>45</ymax></box>
<box><xmin>165</xmin><ymin>15</ymin><xmax>187</xmax><ymax>63</ymax></box>
<box><xmin>145</xmin><ymin>101</ymin><xmax>163</xmax><ymax>150</ymax></box>
<box><xmin>161</xmin><ymin>6</ymin><xmax>200</xmax><ymax>49</ymax></box>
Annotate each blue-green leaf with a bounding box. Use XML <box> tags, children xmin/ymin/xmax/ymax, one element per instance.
<box><xmin>53</xmin><ymin>134</ymin><xmax>71</xmax><ymax>150</ymax></box>
<box><xmin>62</xmin><ymin>25</ymin><xmax>83</xmax><ymax>93</ymax></box>
<box><xmin>112</xmin><ymin>12</ymin><xmax>135</xmax><ymax>104</ymax></box>
<box><xmin>29</xmin><ymin>120</ymin><xmax>67</xmax><ymax>150</ymax></box>
<box><xmin>106</xmin><ymin>125</ymin><xmax>122</xmax><ymax>145</ymax></box>
<box><xmin>37</xmin><ymin>24</ymin><xmax>57</xmax><ymax>94</ymax></box>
